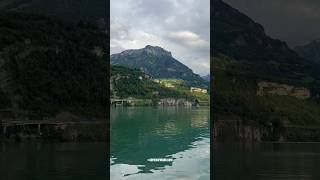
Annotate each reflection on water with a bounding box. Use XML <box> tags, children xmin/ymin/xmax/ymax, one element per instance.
<box><xmin>214</xmin><ymin>143</ymin><xmax>320</xmax><ymax>180</ymax></box>
<box><xmin>0</xmin><ymin>142</ymin><xmax>107</xmax><ymax>180</ymax></box>
<box><xmin>110</xmin><ymin>107</ymin><xmax>210</xmax><ymax>180</ymax></box>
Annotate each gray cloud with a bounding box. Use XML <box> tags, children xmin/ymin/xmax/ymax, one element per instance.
<box><xmin>168</xmin><ymin>31</ymin><xmax>209</xmax><ymax>49</ymax></box>
<box><xmin>223</xmin><ymin>0</ymin><xmax>320</xmax><ymax>47</ymax></box>
<box><xmin>111</xmin><ymin>0</ymin><xmax>210</xmax><ymax>76</ymax></box>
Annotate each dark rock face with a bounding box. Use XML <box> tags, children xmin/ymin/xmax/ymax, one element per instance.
<box><xmin>214</xmin><ymin>119</ymin><xmax>266</xmax><ymax>142</ymax></box>
<box><xmin>111</xmin><ymin>45</ymin><xmax>207</xmax><ymax>87</ymax></box>
<box><xmin>212</xmin><ymin>0</ymin><xmax>320</xmax><ymax>93</ymax></box>
<box><xmin>214</xmin><ymin>118</ymin><xmax>320</xmax><ymax>142</ymax></box>
<box><xmin>212</xmin><ymin>0</ymin><xmax>303</xmax><ymax>65</ymax></box>
<box><xmin>213</xmin><ymin>114</ymin><xmax>280</xmax><ymax>142</ymax></box>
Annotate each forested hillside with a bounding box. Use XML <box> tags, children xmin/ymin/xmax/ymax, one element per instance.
<box><xmin>0</xmin><ymin>11</ymin><xmax>107</xmax><ymax>118</ymax></box>
<box><xmin>212</xmin><ymin>0</ymin><xmax>320</xmax><ymax>127</ymax></box>
<box><xmin>110</xmin><ymin>65</ymin><xmax>195</xmax><ymax>100</ymax></box>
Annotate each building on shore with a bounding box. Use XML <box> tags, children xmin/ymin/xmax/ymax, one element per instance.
<box><xmin>190</xmin><ymin>87</ymin><xmax>207</xmax><ymax>94</ymax></box>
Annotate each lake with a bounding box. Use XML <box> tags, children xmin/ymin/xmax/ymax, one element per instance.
<box><xmin>214</xmin><ymin>142</ymin><xmax>320</xmax><ymax>180</ymax></box>
<box><xmin>110</xmin><ymin>107</ymin><xmax>210</xmax><ymax>180</ymax></box>
<box><xmin>0</xmin><ymin>142</ymin><xmax>107</xmax><ymax>180</ymax></box>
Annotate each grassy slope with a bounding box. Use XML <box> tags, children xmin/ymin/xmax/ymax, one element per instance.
<box><xmin>111</xmin><ymin>66</ymin><xmax>209</xmax><ymax>102</ymax></box>
<box><xmin>157</xmin><ymin>79</ymin><xmax>209</xmax><ymax>102</ymax></box>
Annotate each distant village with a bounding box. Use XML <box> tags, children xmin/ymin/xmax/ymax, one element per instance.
<box><xmin>153</xmin><ymin>79</ymin><xmax>208</xmax><ymax>94</ymax></box>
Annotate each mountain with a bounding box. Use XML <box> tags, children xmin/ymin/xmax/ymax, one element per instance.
<box><xmin>0</xmin><ymin>0</ymin><xmax>106</xmax><ymax>24</ymax></box>
<box><xmin>212</xmin><ymin>0</ymin><xmax>318</xmax><ymax>85</ymax></box>
<box><xmin>111</xmin><ymin>45</ymin><xmax>207</xmax><ymax>87</ymax></box>
<box><xmin>110</xmin><ymin>65</ymin><xmax>191</xmax><ymax>99</ymax></box>
<box><xmin>202</xmin><ymin>74</ymin><xmax>210</xmax><ymax>82</ymax></box>
<box><xmin>0</xmin><ymin>11</ymin><xmax>107</xmax><ymax>118</ymax></box>
<box><xmin>212</xmin><ymin>0</ymin><xmax>320</xmax><ymax>129</ymax></box>
<box><xmin>294</xmin><ymin>39</ymin><xmax>320</xmax><ymax>64</ymax></box>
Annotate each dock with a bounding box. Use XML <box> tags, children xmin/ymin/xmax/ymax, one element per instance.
<box><xmin>1</xmin><ymin>119</ymin><xmax>106</xmax><ymax>136</ymax></box>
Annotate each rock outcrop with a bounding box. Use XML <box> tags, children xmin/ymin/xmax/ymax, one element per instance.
<box><xmin>257</xmin><ymin>81</ymin><xmax>310</xmax><ymax>99</ymax></box>
<box><xmin>158</xmin><ymin>98</ymin><xmax>192</xmax><ymax>106</ymax></box>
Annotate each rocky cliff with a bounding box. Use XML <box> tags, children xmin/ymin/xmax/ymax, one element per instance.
<box><xmin>257</xmin><ymin>81</ymin><xmax>310</xmax><ymax>99</ymax></box>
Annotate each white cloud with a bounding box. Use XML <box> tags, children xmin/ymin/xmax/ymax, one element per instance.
<box><xmin>168</xmin><ymin>31</ymin><xmax>209</xmax><ymax>48</ymax></box>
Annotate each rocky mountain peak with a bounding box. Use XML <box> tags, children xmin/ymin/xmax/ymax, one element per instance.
<box><xmin>111</xmin><ymin>46</ymin><xmax>208</xmax><ymax>87</ymax></box>
<box><xmin>294</xmin><ymin>38</ymin><xmax>320</xmax><ymax>64</ymax></box>
<box><xmin>143</xmin><ymin>45</ymin><xmax>172</xmax><ymax>57</ymax></box>
<box><xmin>113</xmin><ymin>45</ymin><xmax>172</xmax><ymax>58</ymax></box>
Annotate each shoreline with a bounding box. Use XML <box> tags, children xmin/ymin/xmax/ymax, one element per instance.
<box><xmin>111</xmin><ymin>97</ymin><xmax>210</xmax><ymax>107</ymax></box>
<box><xmin>214</xmin><ymin>118</ymin><xmax>320</xmax><ymax>142</ymax></box>
<box><xmin>0</xmin><ymin>121</ymin><xmax>107</xmax><ymax>142</ymax></box>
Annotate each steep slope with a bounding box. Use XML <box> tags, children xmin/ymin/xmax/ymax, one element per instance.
<box><xmin>213</xmin><ymin>0</ymin><xmax>318</xmax><ymax>86</ymax></box>
<box><xmin>111</xmin><ymin>45</ymin><xmax>207</xmax><ymax>87</ymax></box>
<box><xmin>110</xmin><ymin>65</ymin><xmax>191</xmax><ymax>99</ymax></box>
<box><xmin>0</xmin><ymin>11</ymin><xmax>107</xmax><ymax>118</ymax></box>
<box><xmin>212</xmin><ymin>0</ymin><xmax>320</xmax><ymax>128</ymax></box>
<box><xmin>294</xmin><ymin>39</ymin><xmax>320</xmax><ymax>64</ymax></box>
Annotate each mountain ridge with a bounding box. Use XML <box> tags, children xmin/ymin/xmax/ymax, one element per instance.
<box><xmin>212</xmin><ymin>0</ymin><xmax>320</xmax><ymax>130</ymax></box>
<box><xmin>213</xmin><ymin>0</ymin><xmax>319</xmax><ymax>87</ymax></box>
<box><xmin>111</xmin><ymin>45</ymin><xmax>208</xmax><ymax>87</ymax></box>
<box><xmin>294</xmin><ymin>39</ymin><xmax>320</xmax><ymax>64</ymax></box>
<box><xmin>201</xmin><ymin>74</ymin><xmax>210</xmax><ymax>82</ymax></box>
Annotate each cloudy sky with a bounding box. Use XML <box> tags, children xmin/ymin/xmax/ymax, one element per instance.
<box><xmin>224</xmin><ymin>0</ymin><xmax>320</xmax><ymax>47</ymax></box>
<box><xmin>110</xmin><ymin>0</ymin><xmax>210</xmax><ymax>76</ymax></box>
